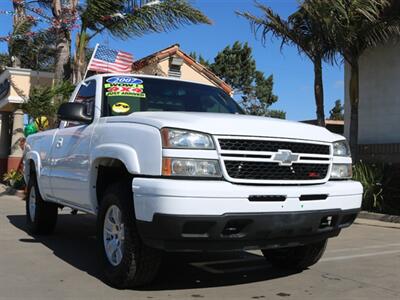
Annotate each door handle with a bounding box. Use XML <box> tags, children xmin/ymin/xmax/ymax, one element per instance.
<box><xmin>56</xmin><ymin>137</ymin><xmax>64</xmax><ymax>148</ymax></box>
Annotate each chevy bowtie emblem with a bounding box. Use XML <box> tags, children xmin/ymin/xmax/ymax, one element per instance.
<box><xmin>273</xmin><ymin>149</ymin><xmax>299</xmax><ymax>166</ymax></box>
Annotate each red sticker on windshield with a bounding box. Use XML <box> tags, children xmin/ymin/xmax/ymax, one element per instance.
<box><xmin>105</xmin><ymin>83</ymin><xmax>146</xmax><ymax>98</ymax></box>
<box><xmin>107</xmin><ymin>86</ymin><xmax>143</xmax><ymax>93</ymax></box>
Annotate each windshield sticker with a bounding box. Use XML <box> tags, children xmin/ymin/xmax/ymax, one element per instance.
<box><xmin>104</xmin><ymin>83</ymin><xmax>143</xmax><ymax>89</ymax></box>
<box><xmin>105</xmin><ymin>84</ymin><xmax>146</xmax><ymax>98</ymax></box>
<box><xmin>106</xmin><ymin>91</ymin><xmax>146</xmax><ymax>98</ymax></box>
<box><xmin>112</xmin><ymin>102</ymin><xmax>131</xmax><ymax>114</ymax></box>
<box><xmin>106</xmin><ymin>76</ymin><xmax>143</xmax><ymax>85</ymax></box>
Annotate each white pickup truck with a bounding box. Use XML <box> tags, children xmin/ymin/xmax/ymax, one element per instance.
<box><xmin>23</xmin><ymin>74</ymin><xmax>362</xmax><ymax>287</ymax></box>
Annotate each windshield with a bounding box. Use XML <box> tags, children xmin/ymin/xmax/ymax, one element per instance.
<box><xmin>102</xmin><ymin>76</ymin><xmax>243</xmax><ymax>116</ymax></box>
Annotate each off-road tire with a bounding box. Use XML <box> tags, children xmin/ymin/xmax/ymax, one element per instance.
<box><xmin>97</xmin><ymin>181</ymin><xmax>162</xmax><ymax>288</ymax></box>
<box><xmin>262</xmin><ymin>239</ymin><xmax>328</xmax><ymax>270</ymax></box>
<box><xmin>26</xmin><ymin>173</ymin><xmax>58</xmax><ymax>235</ymax></box>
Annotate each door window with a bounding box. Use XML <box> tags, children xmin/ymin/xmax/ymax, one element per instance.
<box><xmin>66</xmin><ymin>80</ymin><xmax>96</xmax><ymax>127</ymax></box>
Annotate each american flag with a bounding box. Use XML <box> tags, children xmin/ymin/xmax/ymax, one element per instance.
<box><xmin>87</xmin><ymin>45</ymin><xmax>133</xmax><ymax>73</ymax></box>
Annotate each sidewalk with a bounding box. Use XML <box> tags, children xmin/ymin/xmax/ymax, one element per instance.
<box><xmin>355</xmin><ymin>218</ymin><xmax>400</xmax><ymax>230</ymax></box>
<box><xmin>358</xmin><ymin>211</ymin><xmax>400</xmax><ymax>223</ymax></box>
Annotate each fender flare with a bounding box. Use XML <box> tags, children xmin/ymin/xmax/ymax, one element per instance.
<box><xmin>91</xmin><ymin>143</ymin><xmax>140</xmax><ymax>174</ymax></box>
<box><xmin>24</xmin><ymin>151</ymin><xmax>41</xmax><ymax>182</ymax></box>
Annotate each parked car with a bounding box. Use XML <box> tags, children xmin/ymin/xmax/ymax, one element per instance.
<box><xmin>23</xmin><ymin>74</ymin><xmax>362</xmax><ymax>287</ymax></box>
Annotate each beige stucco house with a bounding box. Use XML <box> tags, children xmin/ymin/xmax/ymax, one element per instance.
<box><xmin>0</xmin><ymin>68</ymin><xmax>55</xmax><ymax>175</ymax></box>
<box><xmin>344</xmin><ymin>42</ymin><xmax>400</xmax><ymax>163</ymax></box>
<box><xmin>132</xmin><ymin>44</ymin><xmax>232</xmax><ymax>95</ymax></box>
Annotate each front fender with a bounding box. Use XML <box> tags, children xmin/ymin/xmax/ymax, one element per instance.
<box><xmin>91</xmin><ymin>143</ymin><xmax>140</xmax><ymax>174</ymax></box>
<box><xmin>24</xmin><ymin>151</ymin><xmax>41</xmax><ymax>183</ymax></box>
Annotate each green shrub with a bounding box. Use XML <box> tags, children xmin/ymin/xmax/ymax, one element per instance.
<box><xmin>3</xmin><ymin>169</ymin><xmax>25</xmax><ymax>190</ymax></box>
<box><xmin>22</xmin><ymin>81</ymin><xmax>75</xmax><ymax>130</ymax></box>
<box><xmin>352</xmin><ymin>161</ymin><xmax>385</xmax><ymax>212</ymax></box>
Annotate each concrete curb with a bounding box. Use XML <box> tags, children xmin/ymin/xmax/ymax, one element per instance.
<box><xmin>358</xmin><ymin>211</ymin><xmax>400</xmax><ymax>224</ymax></box>
<box><xmin>355</xmin><ymin>218</ymin><xmax>400</xmax><ymax>229</ymax></box>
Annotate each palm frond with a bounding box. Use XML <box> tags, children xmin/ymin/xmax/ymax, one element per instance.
<box><xmin>83</xmin><ymin>0</ymin><xmax>211</xmax><ymax>39</ymax></box>
<box><xmin>238</xmin><ymin>4</ymin><xmax>294</xmax><ymax>51</ymax></box>
<box><xmin>364</xmin><ymin>19</ymin><xmax>400</xmax><ymax>48</ymax></box>
<box><xmin>12</xmin><ymin>18</ymin><xmax>34</xmax><ymax>35</ymax></box>
<box><xmin>311</xmin><ymin>0</ymin><xmax>400</xmax><ymax>61</ymax></box>
<box><xmin>237</xmin><ymin>1</ymin><xmax>336</xmax><ymax>64</ymax></box>
<box><xmin>355</xmin><ymin>0</ymin><xmax>390</xmax><ymax>22</ymax></box>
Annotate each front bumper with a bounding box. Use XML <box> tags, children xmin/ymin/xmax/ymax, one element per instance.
<box><xmin>132</xmin><ymin>178</ymin><xmax>362</xmax><ymax>251</ymax></box>
<box><xmin>137</xmin><ymin>209</ymin><xmax>359</xmax><ymax>251</ymax></box>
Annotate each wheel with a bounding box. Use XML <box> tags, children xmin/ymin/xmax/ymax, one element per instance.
<box><xmin>26</xmin><ymin>173</ymin><xmax>58</xmax><ymax>235</ymax></box>
<box><xmin>97</xmin><ymin>181</ymin><xmax>162</xmax><ymax>288</ymax></box>
<box><xmin>262</xmin><ymin>239</ymin><xmax>328</xmax><ymax>270</ymax></box>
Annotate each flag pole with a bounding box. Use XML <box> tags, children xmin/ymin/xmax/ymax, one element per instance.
<box><xmin>83</xmin><ymin>43</ymin><xmax>99</xmax><ymax>80</ymax></box>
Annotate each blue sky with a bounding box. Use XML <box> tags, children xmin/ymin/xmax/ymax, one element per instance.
<box><xmin>0</xmin><ymin>0</ymin><xmax>344</xmax><ymax>121</ymax></box>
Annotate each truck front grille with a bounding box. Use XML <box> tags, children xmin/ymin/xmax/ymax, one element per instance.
<box><xmin>216</xmin><ymin>137</ymin><xmax>332</xmax><ymax>184</ymax></box>
<box><xmin>224</xmin><ymin>161</ymin><xmax>329</xmax><ymax>181</ymax></box>
<box><xmin>218</xmin><ymin>139</ymin><xmax>330</xmax><ymax>155</ymax></box>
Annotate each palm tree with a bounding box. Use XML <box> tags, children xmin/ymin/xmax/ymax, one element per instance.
<box><xmin>238</xmin><ymin>2</ymin><xmax>335</xmax><ymax>127</ymax></box>
<box><xmin>35</xmin><ymin>0</ymin><xmax>78</xmax><ymax>81</ymax></box>
<box><xmin>304</xmin><ymin>0</ymin><xmax>400</xmax><ymax>160</ymax></box>
<box><xmin>8</xmin><ymin>11</ymin><xmax>56</xmax><ymax>71</ymax></box>
<box><xmin>72</xmin><ymin>0</ymin><xmax>211</xmax><ymax>83</ymax></box>
<box><xmin>9</xmin><ymin>0</ymin><xmax>27</xmax><ymax>68</ymax></box>
<box><xmin>51</xmin><ymin>0</ymin><xmax>78</xmax><ymax>81</ymax></box>
<box><xmin>34</xmin><ymin>0</ymin><xmax>210</xmax><ymax>82</ymax></box>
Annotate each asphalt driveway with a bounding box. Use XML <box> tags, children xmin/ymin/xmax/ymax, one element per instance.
<box><xmin>1</xmin><ymin>194</ymin><xmax>399</xmax><ymax>299</ymax></box>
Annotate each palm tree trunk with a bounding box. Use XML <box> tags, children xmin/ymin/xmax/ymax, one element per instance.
<box><xmin>52</xmin><ymin>0</ymin><xmax>77</xmax><ymax>81</ymax></box>
<box><xmin>10</xmin><ymin>0</ymin><xmax>26</xmax><ymax>68</ymax></box>
<box><xmin>54</xmin><ymin>30</ymin><xmax>72</xmax><ymax>81</ymax></box>
<box><xmin>72</xmin><ymin>30</ymin><xmax>89</xmax><ymax>84</ymax></box>
<box><xmin>349</xmin><ymin>60</ymin><xmax>360</xmax><ymax>162</ymax></box>
<box><xmin>313</xmin><ymin>58</ymin><xmax>325</xmax><ymax>127</ymax></box>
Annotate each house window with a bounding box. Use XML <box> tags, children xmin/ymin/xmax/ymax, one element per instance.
<box><xmin>168</xmin><ymin>56</ymin><xmax>184</xmax><ymax>78</ymax></box>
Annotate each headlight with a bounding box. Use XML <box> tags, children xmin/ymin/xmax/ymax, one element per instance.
<box><xmin>330</xmin><ymin>164</ymin><xmax>352</xmax><ymax>179</ymax></box>
<box><xmin>333</xmin><ymin>140</ymin><xmax>351</xmax><ymax>156</ymax></box>
<box><xmin>162</xmin><ymin>158</ymin><xmax>222</xmax><ymax>177</ymax></box>
<box><xmin>161</xmin><ymin>128</ymin><xmax>214</xmax><ymax>149</ymax></box>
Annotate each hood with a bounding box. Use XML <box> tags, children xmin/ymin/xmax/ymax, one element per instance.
<box><xmin>106</xmin><ymin>111</ymin><xmax>342</xmax><ymax>143</ymax></box>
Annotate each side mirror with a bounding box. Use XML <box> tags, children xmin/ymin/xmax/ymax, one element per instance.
<box><xmin>57</xmin><ymin>102</ymin><xmax>92</xmax><ymax>123</ymax></box>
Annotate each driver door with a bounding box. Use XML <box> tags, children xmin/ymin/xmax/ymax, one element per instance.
<box><xmin>49</xmin><ymin>80</ymin><xmax>97</xmax><ymax>212</ymax></box>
